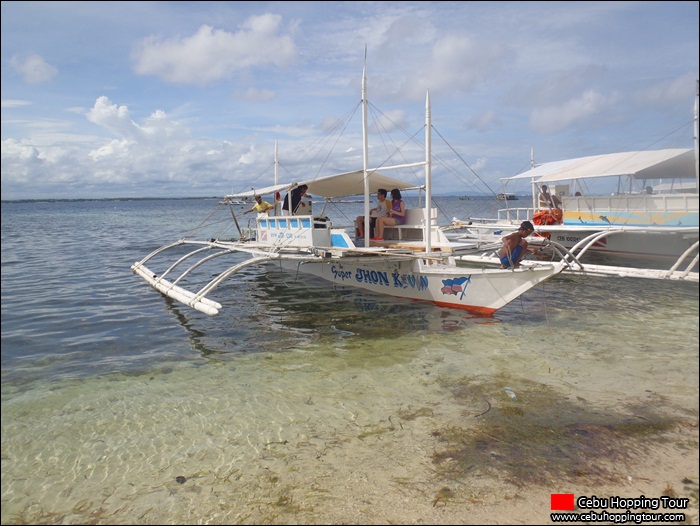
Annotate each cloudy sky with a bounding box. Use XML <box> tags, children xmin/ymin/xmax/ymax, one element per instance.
<box><xmin>1</xmin><ymin>1</ymin><xmax>698</xmax><ymax>200</ymax></box>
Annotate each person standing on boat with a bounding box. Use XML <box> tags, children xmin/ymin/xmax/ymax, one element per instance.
<box><xmin>243</xmin><ymin>195</ymin><xmax>273</xmax><ymax>215</ymax></box>
<box><xmin>539</xmin><ymin>185</ymin><xmax>561</xmax><ymax>208</ymax></box>
<box><xmin>282</xmin><ymin>184</ymin><xmax>310</xmax><ymax>215</ymax></box>
<box><xmin>372</xmin><ymin>188</ymin><xmax>406</xmax><ymax>241</ymax></box>
<box><xmin>499</xmin><ymin>221</ymin><xmax>535</xmax><ymax>269</ymax></box>
<box><xmin>356</xmin><ymin>188</ymin><xmax>389</xmax><ymax>238</ymax></box>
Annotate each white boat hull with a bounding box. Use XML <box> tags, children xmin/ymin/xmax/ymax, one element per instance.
<box><xmin>281</xmin><ymin>256</ymin><xmax>564</xmax><ymax>315</ymax></box>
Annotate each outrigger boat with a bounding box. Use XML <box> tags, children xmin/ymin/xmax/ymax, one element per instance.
<box><xmin>448</xmin><ymin>81</ymin><xmax>700</xmax><ymax>271</ymax></box>
<box><xmin>131</xmin><ymin>69</ymin><xmax>566</xmax><ymax>316</ymax></box>
<box><xmin>456</xmin><ymin>148</ymin><xmax>699</xmax><ymax>262</ymax></box>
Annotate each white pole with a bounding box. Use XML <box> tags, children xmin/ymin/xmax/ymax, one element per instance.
<box><xmin>425</xmin><ymin>90</ymin><xmax>432</xmax><ymax>253</ymax></box>
<box><xmin>694</xmin><ymin>79</ymin><xmax>699</xmax><ymax>191</ymax></box>
<box><xmin>531</xmin><ymin>147</ymin><xmax>537</xmax><ymax>210</ymax></box>
<box><xmin>274</xmin><ymin>139</ymin><xmax>279</xmax><ymax>215</ymax></box>
<box><xmin>362</xmin><ymin>66</ymin><xmax>370</xmax><ymax>247</ymax></box>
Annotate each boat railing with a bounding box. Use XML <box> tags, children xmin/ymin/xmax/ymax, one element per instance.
<box><xmin>561</xmin><ymin>193</ymin><xmax>699</xmax><ymax>213</ymax></box>
<box><xmin>494</xmin><ymin>207</ymin><xmax>536</xmax><ymax>223</ymax></box>
<box><xmin>476</xmin><ymin>193</ymin><xmax>698</xmax><ymax>225</ymax></box>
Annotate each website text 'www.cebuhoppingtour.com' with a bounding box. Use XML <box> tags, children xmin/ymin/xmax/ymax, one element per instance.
<box><xmin>550</xmin><ymin>494</ymin><xmax>689</xmax><ymax>524</ymax></box>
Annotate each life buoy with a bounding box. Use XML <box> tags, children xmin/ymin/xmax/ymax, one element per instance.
<box><xmin>551</xmin><ymin>207</ymin><xmax>563</xmax><ymax>223</ymax></box>
<box><xmin>532</xmin><ymin>208</ymin><xmax>563</xmax><ymax>225</ymax></box>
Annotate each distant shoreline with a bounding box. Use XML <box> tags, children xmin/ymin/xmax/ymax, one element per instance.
<box><xmin>2</xmin><ymin>194</ymin><xmax>506</xmax><ymax>204</ymax></box>
<box><xmin>1</xmin><ymin>196</ymin><xmax>221</xmax><ymax>204</ymax></box>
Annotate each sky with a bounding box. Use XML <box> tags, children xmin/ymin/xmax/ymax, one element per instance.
<box><xmin>1</xmin><ymin>1</ymin><xmax>698</xmax><ymax>200</ymax></box>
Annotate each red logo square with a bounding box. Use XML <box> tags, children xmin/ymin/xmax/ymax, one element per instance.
<box><xmin>551</xmin><ymin>493</ymin><xmax>575</xmax><ymax>510</ymax></box>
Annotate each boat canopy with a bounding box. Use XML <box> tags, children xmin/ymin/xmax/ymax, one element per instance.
<box><xmin>225</xmin><ymin>169</ymin><xmax>424</xmax><ymax>200</ymax></box>
<box><xmin>508</xmin><ymin>148</ymin><xmax>694</xmax><ymax>183</ymax></box>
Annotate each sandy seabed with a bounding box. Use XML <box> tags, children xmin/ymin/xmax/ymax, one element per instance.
<box><xmin>2</xmin><ymin>304</ymin><xmax>698</xmax><ymax>525</ymax></box>
<box><xmin>4</xmin><ymin>381</ymin><xmax>696</xmax><ymax>526</ymax></box>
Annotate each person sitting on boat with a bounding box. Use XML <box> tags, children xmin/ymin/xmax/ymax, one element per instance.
<box><xmin>538</xmin><ymin>185</ymin><xmax>561</xmax><ymax>208</ymax></box>
<box><xmin>243</xmin><ymin>195</ymin><xmax>273</xmax><ymax>215</ymax></box>
<box><xmin>356</xmin><ymin>188</ymin><xmax>389</xmax><ymax>238</ymax></box>
<box><xmin>282</xmin><ymin>184</ymin><xmax>310</xmax><ymax>215</ymax></box>
<box><xmin>499</xmin><ymin>221</ymin><xmax>535</xmax><ymax>269</ymax></box>
<box><xmin>372</xmin><ymin>188</ymin><xmax>406</xmax><ymax>241</ymax></box>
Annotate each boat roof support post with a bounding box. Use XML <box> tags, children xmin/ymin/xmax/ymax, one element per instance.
<box><xmin>274</xmin><ymin>140</ymin><xmax>280</xmax><ymax>215</ymax></box>
<box><xmin>694</xmin><ymin>79</ymin><xmax>699</xmax><ymax>192</ymax></box>
<box><xmin>530</xmin><ymin>148</ymin><xmax>537</xmax><ymax>210</ymax></box>
<box><xmin>227</xmin><ymin>202</ymin><xmax>243</xmax><ymax>238</ymax></box>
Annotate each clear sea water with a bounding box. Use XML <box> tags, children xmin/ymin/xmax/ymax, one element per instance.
<box><xmin>2</xmin><ymin>197</ymin><xmax>698</xmax><ymax>524</ymax></box>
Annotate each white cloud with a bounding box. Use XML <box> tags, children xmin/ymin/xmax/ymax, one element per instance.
<box><xmin>371</xmin><ymin>109</ymin><xmax>409</xmax><ymax>134</ymax></box>
<box><xmin>529</xmin><ymin>90</ymin><xmax>617</xmax><ymax>134</ymax></box>
<box><xmin>10</xmin><ymin>54</ymin><xmax>57</xmax><ymax>84</ymax></box>
<box><xmin>237</xmin><ymin>144</ymin><xmax>263</xmax><ymax>165</ymax></box>
<box><xmin>86</xmin><ymin>96</ymin><xmax>143</xmax><ymax>140</ymax></box>
<box><xmin>2</xmin><ymin>96</ymin><xmax>258</xmax><ymax>199</ymax></box>
<box><xmin>85</xmin><ymin>97</ymin><xmax>191</xmax><ymax>143</ymax></box>
<box><xmin>468</xmin><ymin>111</ymin><xmax>501</xmax><ymax>133</ymax></box>
<box><xmin>428</xmin><ymin>35</ymin><xmax>508</xmax><ymax>93</ymax></box>
<box><xmin>1</xmin><ymin>99</ymin><xmax>32</xmax><ymax>108</ymax></box>
<box><xmin>132</xmin><ymin>15</ymin><xmax>296</xmax><ymax>86</ymax></box>
<box><xmin>236</xmin><ymin>87</ymin><xmax>276</xmax><ymax>102</ymax></box>
<box><xmin>1</xmin><ymin>138</ymin><xmax>40</xmax><ymax>161</ymax></box>
<box><xmin>634</xmin><ymin>73</ymin><xmax>698</xmax><ymax>108</ymax></box>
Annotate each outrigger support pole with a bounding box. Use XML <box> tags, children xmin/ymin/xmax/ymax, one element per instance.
<box><xmin>226</xmin><ymin>201</ymin><xmax>244</xmax><ymax>239</ymax></box>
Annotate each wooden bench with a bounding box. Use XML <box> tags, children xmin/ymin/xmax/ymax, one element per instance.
<box><xmin>383</xmin><ymin>208</ymin><xmax>438</xmax><ymax>241</ymax></box>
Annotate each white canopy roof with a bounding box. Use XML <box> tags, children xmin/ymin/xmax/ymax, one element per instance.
<box><xmin>508</xmin><ymin>148</ymin><xmax>695</xmax><ymax>183</ymax></box>
<box><xmin>225</xmin><ymin>169</ymin><xmax>424</xmax><ymax>200</ymax></box>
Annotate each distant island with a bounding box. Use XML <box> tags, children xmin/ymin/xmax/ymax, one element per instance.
<box><xmin>1</xmin><ymin>196</ymin><xmax>221</xmax><ymax>203</ymax></box>
<box><xmin>2</xmin><ymin>193</ymin><xmax>512</xmax><ymax>203</ymax></box>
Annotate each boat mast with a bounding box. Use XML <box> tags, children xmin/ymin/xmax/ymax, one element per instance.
<box><xmin>362</xmin><ymin>64</ymin><xmax>370</xmax><ymax>247</ymax></box>
<box><xmin>425</xmin><ymin>90</ymin><xmax>432</xmax><ymax>253</ymax></box>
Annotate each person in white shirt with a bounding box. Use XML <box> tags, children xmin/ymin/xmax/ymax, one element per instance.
<box><xmin>356</xmin><ymin>189</ymin><xmax>389</xmax><ymax>238</ymax></box>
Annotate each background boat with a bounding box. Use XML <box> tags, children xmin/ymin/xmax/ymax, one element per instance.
<box><xmin>450</xmin><ymin>83</ymin><xmax>700</xmax><ymax>270</ymax></box>
<box><xmin>462</xmin><ymin>148</ymin><xmax>698</xmax><ymax>267</ymax></box>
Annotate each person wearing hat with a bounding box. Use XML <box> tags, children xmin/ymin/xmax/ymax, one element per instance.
<box><xmin>244</xmin><ymin>195</ymin><xmax>273</xmax><ymax>215</ymax></box>
<box><xmin>499</xmin><ymin>221</ymin><xmax>535</xmax><ymax>269</ymax></box>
